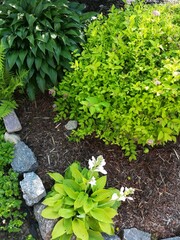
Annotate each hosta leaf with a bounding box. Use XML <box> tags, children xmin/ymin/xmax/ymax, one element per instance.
<box><xmin>92</xmin><ymin>176</ymin><xmax>107</xmax><ymax>191</ymax></box>
<box><xmin>48</xmin><ymin>172</ymin><xmax>64</xmax><ymax>183</ymax></box>
<box><xmin>7</xmin><ymin>35</ymin><xmax>17</xmax><ymax>48</ymax></box>
<box><xmin>27</xmin><ymin>83</ymin><xmax>36</xmax><ymax>101</ymax></box>
<box><xmin>61</xmin><ymin>49</ymin><xmax>72</xmax><ymax>61</ymax></box>
<box><xmin>27</xmin><ymin>55</ymin><xmax>34</xmax><ymax>68</ymax></box>
<box><xmin>91</xmin><ymin>189</ymin><xmax>112</xmax><ymax>202</ymax></box>
<box><xmin>54</xmin><ymin>183</ymin><xmax>66</xmax><ymax>196</ymax></box>
<box><xmin>74</xmin><ymin>192</ymin><xmax>88</xmax><ymax>210</ymax></box>
<box><xmin>83</xmin><ymin>198</ymin><xmax>97</xmax><ymax>213</ymax></box>
<box><xmin>37</xmin><ymin>42</ymin><xmax>46</xmax><ymax>54</ymax></box>
<box><xmin>51</xmin><ymin>219</ymin><xmax>66</xmax><ymax>239</ymax></box>
<box><xmin>19</xmin><ymin>50</ymin><xmax>28</xmax><ymax>64</ymax></box>
<box><xmin>64</xmin><ymin>218</ymin><xmax>73</xmax><ymax>234</ymax></box>
<box><xmin>7</xmin><ymin>52</ymin><xmax>19</xmax><ymax>69</ymax></box>
<box><xmin>99</xmin><ymin>222</ymin><xmax>114</xmax><ymax>235</ymax></box>
<box><xmin>90</xmin><ymin>208</ymin><xmax>113</xmax><ymax>223</ymax></box>
<box><xmin>88</xmin><ymin>229</ymin><xmax>104</xmax><ymax>240</ymax></box>
<box><xmin>41</xmin><ymin>206</ymin><xmax>59</xmax><ymax>219</ymax></box>
<box><xmin>47</xmin><ymin>67</ymin><xmax>57</xmax><ymax>85</ymax></box>
<box><xmin>58</xmin><ymin>208</ymin><xmax>75</xmax><ymax>218</ymax></box>
<box><xmin>42</xmin><ymin>194</ymin><xmax>62</xmax><ymax>207</ymax></box>
<box><xmin>63</xmin><ymin>184</ymin><xmax>78</xmax><ymax>200</ymax></box>
<box><xmin>63</xmin><ymin>179</ymin><xmax>80</xmax><ymax>191</ymax></box>
<box><xmin>25</xmin><ymin>13</ymin><xmax>37</xmax><ymax>28</ymax></box>
<box><xmin>72</xmin><ymin>218</ymin><xmax>88</xmax><ymax>240</ymax></box>
<box><xmin>35</xmin><ymin>57</ymin><xmax>43</xmax><ymax>70</ymax></box>
<box><xmin>37</xmin><ymin>75</ymin><xmax>46</xmax><ymax>92</ymax></box>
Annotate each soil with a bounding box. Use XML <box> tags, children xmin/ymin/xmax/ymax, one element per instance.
<box><xmin>1</xmin><ymin>1</ymin><xmax>180</xmax><ymax>239</ymax></box>
<box><xmin>2</xmin><ymin>92</ymin><xmax>179</xmax><ymax>240</ymax></box>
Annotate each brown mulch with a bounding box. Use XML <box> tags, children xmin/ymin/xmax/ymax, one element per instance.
<box><xmin>12</xmin><ymin>92</ymin><xmax>180</xmax><ymax>239</ymax></box>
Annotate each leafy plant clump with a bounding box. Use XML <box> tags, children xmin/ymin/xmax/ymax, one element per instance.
<box><xmin>42</xmin><ymin>156</ymin><xmax>134</xmax><ymax>240</ymax></box>
<box><xmin>55</xmin><ymin>2</ymin><xmax>180</xmax><ymax>160</ymax></box>
<box><xmin>0</xmin><ymin>123</ymin><xmax>25</xmax><ymax>233</ymax></box>
<box><xmin>0</xmin><ymin>0</ymin><xmax>95</xmax><ymax>100</ymax></box>
<box><xmin>0</xmin><ymin>45</ymin><xmax>26</xmax><ymax>119</ymax></box>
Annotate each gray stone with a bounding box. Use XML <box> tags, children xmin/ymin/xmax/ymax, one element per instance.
<box><xmin>102</xmin><ymin>233</ymin><xmax>120</xmax><ymax>240</ymax></box>
<box><xmin>121</xmin><ymin>228</ymin><xmax>151</xmax><ymax>240</ymax></box>
<box><xmin>3</xmin><ymin>110</ymin><xmax>22</xmax><ymax>133</ymax></box>
<box><xmin>4</xmin><ymin>132</ymin><xmax>21</xmax><ymax>144</ymax></box>
<box><xmin>161</xmin><ymin>238</ymin><xmax>180</xmax><ymax>240</ymax></box>
<box><xmin>20</xmin><ymin>172</ymin><xmax>46</xmax><ymax>206</ymax></box>
<box><xmin>34</xmin><ymin>203</ymin><xmax>57</xmax><ymax>240</ymax></box>
<box><xmin>11</xmin><ymin>141</ymin><xmax>38</xmax><ymax>173</ymax></box>
<box><xmin>65</xmin><ymin>120</ymin><xmax>78</xmax><ymax>130</ymax></box>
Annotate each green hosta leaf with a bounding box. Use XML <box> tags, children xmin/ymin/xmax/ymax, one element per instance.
<box><xmin>58</xmin><ymin>208</ymin><xmax>75</xmax><ymax>218</ymax></box>
<box><xmin>64</xmin><ymin>196</ymin><xmax>75</xmax><ymax>206</ymax></box>
<box><xmin>42</xmin><ymin>194</ymin><xmax>62</xmax><ymax>207</ymax></box>
<box><xmin>27</xmin><ymin>55</ymin><xmax>34</xmax><ymax>68</ymax></box>
<box><xmin>63</xmin><ymin>179</ymin><xmax>80</xmax><ymax>191</ymax></box>
<box><xmin>99</xmin><ymin>222</ymin><xmax>114</xmax><ymax>235</ymax></box>
<box><xmin>19</xmin><ymin>50</ymin><xmax>28</xmax><ymax>64</ymax></box>
<box><xmin>37</xmin><ymin>42</ymin><xmax>46</xmax><ymax>54</ymax></box>
<box><xmin>64</xmin><ymin>218</ymin><xmax>73</xmax><ymax>234</ymax></box>
<box><xmin>27</xmin><ymin>35</ymin><xmax>35</xmax><ymax>46</ymax></box>
<box><xmin>47</xmin><ymin>67</ymin><xmax>57</xmax><ymax>85</ymax></box>
<box><xmin>92</xmin><ymin>176</ymin><xmax>107</xmax><ymax>191</ymax></box>
<box><xmin>27</xmin><ymin>83</ymin><xmax>36</xmax><ymax>101</ymax></box>
<box><xmin>74</xmin><ymin>192</ymin><xmax>88</xmax><ymax>210</ymax></box>
<box><xmin>88</xmin><ymin>229</ymin><xmax>104</xmax><ymax>240</ymax></box>
<box><xmin>90</xmin><ymin>208</ymin><xmax>114</xmax><ymax>223</ymax></box>
<box><xmin>63</xmin><ymin>184</ymin><xmax>78</xmax><ymax>200</ymax></box>
<box><xmin>72</xmin><ymin>218</ymin><xmax>88</xmax><ymax>240</ymax></box>
<box><xmin>83</xmin><ymin>198</ymin><xmax>97</xmax><ymax>213</ymax></box>
<box><xmin>7</xmin><ymin>52</ymin><xmax>19</xmax><ymax>69</ymax></box>
<box><xmin>25</xmin><ymin>13</ymin><xmax>37</xmax><ymax>28</ymax></box>
<box><xmin>7</xmin><ymin>35</ymin><xmax>17</xmax><ymax>48</ymax></box>
<box><xmin>37</xmin><ymin>75</ymin><xmax>46</xmax><ymax>93</ymax></box>
<box><xmin>35</xmin><ymin>57</ymin><xmax>43</xmax><ymax>70</ymax></box>
<box><xmin>41</xmin><ymin>206</ymin><xmax>59</xmax><ymax>219</ymax></box>
<box><xmin>54</xmin><ymin>183</ymin><xmax>66</xmax><ymax>196</ymax></box>
<box><xmin>61</xmin><ymin>49</ymin><xmax>72</xmax><ymax>61</ymax></box>
<box><xmin>51</xmin><ymin>219</ymin><xmax>66</xmax><ymax>239</ymax></box>
<box><xmin>91</xmin><ymin>189</ymin><xmax>112</xmax><ymax>202</ymax></box>
<box><xmin>48</xmin><ymin>172</ymin><xmax>64</xmax><ymax>183</ymax></box>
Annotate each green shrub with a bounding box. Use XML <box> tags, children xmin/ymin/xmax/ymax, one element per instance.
<box><xmin>0</xmin><ymin>123</ymin><xmax>25</xmax><ymax>233</ymax></box>
<box><xmin>55</xmin><ymin>2</ymin><xmax>180</xmax><ymax>160</ymax></box>
<box><xmin>0</xmin><ymin>44</ymin><xmax>26</xmax><ymax>118</ymax></box>
<box><xmin>42</xmin><ymin>156</ymin><xmax>134</xmax><ymax>239</ymax></box>
<box><xmin>0</xmin><ymin>0</ymin><xmax>95</xmax><ymax>100</ymax></box>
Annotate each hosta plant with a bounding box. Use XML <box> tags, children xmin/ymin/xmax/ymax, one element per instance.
<box><xmin>0</xmin><ymin>0</ymin><xmax>95</xmax><ymax>100</ymax></box>
<box><xmin>0</xmin><ymin>44</ymin><xmax>26</xmax><ymax>118</ymax></box>
<box><xmin>41</xmin><ymin>156</ymin><xmax>134</xmax><ymax>240</ymax></box>
<box><xmin>55</xmin><ymin>2</ymin><xmax>180</xmax><ymax>160</ymax></box>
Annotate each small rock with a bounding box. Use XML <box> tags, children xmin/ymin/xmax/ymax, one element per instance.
<box><xmin>65</xmin><ymin>120</ymin><xmax>78</xmax><ymax>130</ymax></box>
<box><xmin>4</xmin><ymin>132</ymin><xmax>21</xmax><ymax>144</ymax></box>
<box><xmin>102</xmin><ymin>233</ymin><xmax>120</xmax><ymax>240</ymax></box>
<box><xmin>20</xmin><ymin>172</ymin><xmax>46</xmax><ymax>206</ymax></box>
<box><xmin>121</xmin><ymin>228</ymin><xmax>151</xmax><ymax>240</ymax></box>
<box><xmin>11</xmin><ymin>141</ymin><xmax>38</xmax><ymax>173</ymax></box>
<box><xmin>34</xmin><ymin>203</ymin><xmax>57</xmax><ymax>240</ymax></box>
<box><xmin>3</xmin><ymin>110</ymin><xmax>22</xmax><ymax>133</ymax></box>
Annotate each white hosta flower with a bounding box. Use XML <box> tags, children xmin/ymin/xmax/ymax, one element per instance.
<box><xmin>88</xmin><ymin>156</ymin><xmax>96</xmax><ymax>170</ymax></box>
<box><xmin>88</xmin><ymin>155</ymin><xmax>107</xmax><ymax>174</ymax></box>
<box><xmin>89</xmin><ymin>176</ymin><xmax>96</xmax><ymax>186</ymax></box>
<box><xmin>111</xmin><ymin>187</ymin><xmax>135</xmax><ymax>202</ymax></box>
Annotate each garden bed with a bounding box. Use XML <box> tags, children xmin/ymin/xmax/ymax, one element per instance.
<box><xmin>9</xmin><ymin>92</ymin><xmax>179</xmax><ymax>239</ymax></box>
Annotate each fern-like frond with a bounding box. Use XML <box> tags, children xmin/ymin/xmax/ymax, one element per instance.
<box><xmin>0</xmin><ymin>100</ymin><xmax>17</xmax><ymax>119</ymax></box>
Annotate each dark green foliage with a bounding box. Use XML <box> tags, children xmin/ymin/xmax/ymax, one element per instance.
<box><xmin>0</xmin><ymin>123</ymin><xmax>25</xmax><ymax>233</ymax></box>
<box><xmin>55</xmin><ymin>3</ymin><xmax>180</xmax><ymax>160</ymax></box>
<box><xmin>0</xmin><ymin>0</ymin><xmax>95</xmax><ymax>100</ymax></box>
